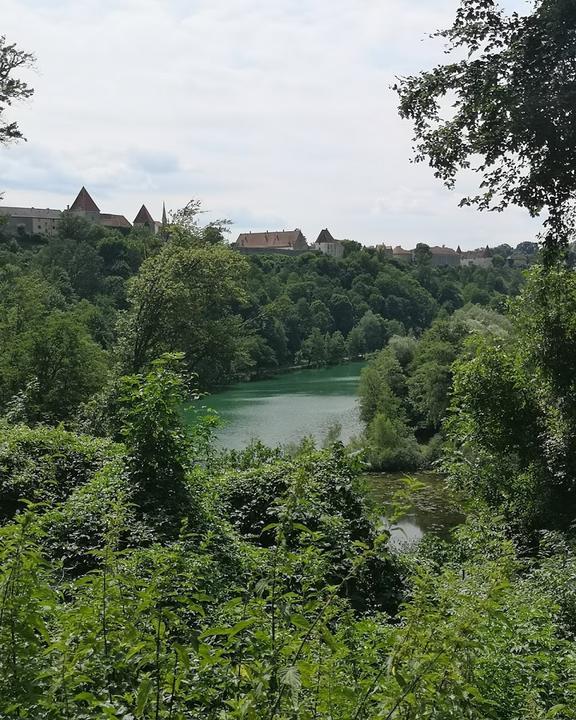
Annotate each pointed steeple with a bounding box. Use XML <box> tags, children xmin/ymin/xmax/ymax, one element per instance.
<box><xmin>162</xmin><ymin>202</ymin><xmax>167</xmax><ymax>226</ymax></box>
<box><xmin>457</xmin><ymin>245</ymin><xmax>462</xmax><ymax>254</ymax></box>
<box><xmin>133</xmin><ymin>204</ymin><xmax>155</xmax><ymax>228</ymax></box>
<box><xmin>70</xmin><ymin>186</ymin><xmax>100</xmax><ymax>213</ymax></box>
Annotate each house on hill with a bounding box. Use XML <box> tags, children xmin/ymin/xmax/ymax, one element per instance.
<box><xmin>314</xmin><ymin>229</ymin><xmax>344</xmax><ymax>259</ymax></box>
<box><xmin>392</xmin><ymin>245</ymin><xmax>413</xmax><ymax>262</ymax></box>
<box><xmin>133</xmin><ymin>204</ymin><xmax>161</xmax><ymax>234</ymax></box>
<box><xmin>68</xmin><ymin>187</ymin><xmax>132</xmax><ymax>232</ymax></box>
<box><xmin>1</xmin><ymin>187</ymin><xmax>164</xmax><ymax>239</ymax></box>
<box><xmin>234</xmin><ymin>229</ymin><xmax>309</xmax><ymax>255</ymax></box>
<box><xmin>0</xmin><ymin>206</ymin><xmax>61</xmax><ymax>237</ymax></box>
<box><xmin>428</xmin><ymin>245</ymin><xmax>460</xmax><ymax>267</ymax></box>
<box><xmin>460</xmin><ymin>246</ymin><xmax>493</xmax><ymax>268</ymax></box>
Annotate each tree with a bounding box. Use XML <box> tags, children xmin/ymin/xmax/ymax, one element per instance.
<box><xmin>118</xmin><ymin>243</ymin><xmax>250</xmax><ymax>387</ymax></box>
<box><xmin>0</xmin><ymin>35</ymin><xmax>34</xmax><ymax>147</ymax></box>
<box><xmin>329</xmin><ymin>294</ymin><xmax>354</xmax><ymax>335</ymax></box>
<box><xmin>395</xmin><ymin>0</ymin><xmax>576</xmax><ymax>257</ymax></box>
<box><xmin>414</xmin><ymin>243</ymin><xmax>432</xmax><ymax>266</ymax></box>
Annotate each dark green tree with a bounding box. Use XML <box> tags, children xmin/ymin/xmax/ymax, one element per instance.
<box><xmin>395</xmin><ymin>0</ymin><xmax>576</xmax><ymax>257</ymax></box>
<box><xmin>0</xmin><ymin>35</ymin><xmax>34</xmax><ymax>147</ymax></box>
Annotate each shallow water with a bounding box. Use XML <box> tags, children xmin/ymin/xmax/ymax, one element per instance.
<box><xmin>365</xmin><ymin>472</ymin><xmax>466</xmax><ymax>549</ymax></box>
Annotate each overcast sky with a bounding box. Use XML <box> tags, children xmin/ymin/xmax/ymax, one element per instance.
<box><xmin>1</xmin><ymin>0</ymin><xmax>539</xmax><ymax>249</ymax></box>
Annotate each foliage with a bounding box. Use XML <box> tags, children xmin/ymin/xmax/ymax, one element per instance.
<box><xmin>0</xmin><ymin>423</ymin><xmax>121</xmax><ymax>523</ymax></box>
<box><xmin>117</xmin><ymin>242</ymin><xmax>250</xmax><ymax>385</ymax></box>
<box><xmin>358</xmin><ymin>305</ymin><xmax>512</xmax><ymax>470</ymax></box>
<box><xmin>446</xmin><ymin>265</ymin><xmax>576</xmax><ymax>541</ymax></box>
<box><xmin>395</xmin><ymin>0</ymin><xmax>576</xmax><ymax>256</ymax></box>
<box><xmin>0</xmin><ymin>35</ymin><xmax>34</xmax><ymax>148</ymax></box>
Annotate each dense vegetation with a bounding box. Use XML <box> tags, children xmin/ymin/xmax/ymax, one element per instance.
<box><xmin>357</xmin><ymin>305</ymin><xmax>512</xmax><ymax>470</ymax></box>
<box><xmin>0</xmin><ymin>211</ymin><xmax>525</xmax><ymax>425</ymax></box>
<box><xmin>3</xmin><ymin>0</ymin><xmax>576</xmax><ymax>716</ymax></box>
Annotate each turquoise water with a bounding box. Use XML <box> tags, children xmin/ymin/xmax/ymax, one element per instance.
<box><xmin>195</xmin><ymin>363</ymin><xmax>365</xmax><ymax>450</ymax></box>
<box><xmin>186</xmin><ymin>365</ymin><xmax>465</xmax><ymax>546</ymax></box>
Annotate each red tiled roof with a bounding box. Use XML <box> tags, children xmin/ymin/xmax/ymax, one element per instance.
<box><xmin>236</xmin><ymin>230</ymin><xmax>308</xmax><ymax>249</ymax></box>
<box><xmin>133</xmin><ymin>204</ymin><xmax>155</xmax><ymax>226</ymax></box>
<box><xmin>100</xmin><ymin>213</ymin><xmax>132</xmax><ymax>228</ymax></box>
<box><xmin>429</xmin><ymin>246</ymin><xmax>458</xmax><ymax>255</ymax></box>
<box><xmin>70</xmin><ymin>187</ymin><xmax>99</xmax><ymax>213</ymax></box>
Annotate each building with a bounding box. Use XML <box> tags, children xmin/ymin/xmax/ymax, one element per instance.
<box><xmin>68</xmin><ymin>187</ymin><xmax>132</xmax><ymax>232</ymax></box>
<box><xmin>314</xmin><ymin>229</ymin><xmax>345</xmax><ymax>259</ymax></box>
<box><xmin>392</xmin><ymin>245</ymin><xmax>413</xmax><ymax>262</ymax></box>
<box><xmin>460</xmin><ymin>246</ymin><xmax>493</xmax><ymax>268</ymax></box>
<box><xmin>428</xmin><ymin>245</ymin><xmax>460</xmax><ymax>267</ymax></box>
<box><xmin>0</xmin><ymin>206</ymin><xmax>61</xmax><ymax>237</ymax></box>
<box><xmin>133</xmin><ymin>204</ymin><xmax>159</xmax><ymax>233</ymax></box>
<box><xmin>234</xmin><ymin>229</ymin><xmax>309</xmax><ymax>254</ymax></box>
<box><xmin>0</xmin><ymin>187</ymin><xmax>165</xmax><ymax>239</ymax></box>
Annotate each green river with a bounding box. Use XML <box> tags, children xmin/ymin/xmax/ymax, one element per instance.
<box><xmin>198</xmin><ymin>363</ymin><xmax>464</xmax><ymax>547</ymax></box>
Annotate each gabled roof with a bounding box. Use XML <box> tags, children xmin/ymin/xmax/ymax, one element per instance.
<box><xmin>100</xmin><ymin>213</ymin><xmax>132</xmax><ymax>229</ymax></box>
<box><xmin>133</xmin><ymin>204</ymin><xmax>155</xmax><ymax>226</ymax></box>
<box><xmin>316</xmin><ymin>228</ymin><xmax>337</xmax><ymax>244</ymax></box>
<box><xmin>70</xmin><ymin>186</ymin><xmax>100</xmax><ymax>213</ymax></box>
<box><xmin>429</xmin><ymin>245</ymin><xmax>458</xmax><ymax>256</ymax></box>
<box><xmin>236</xmin><ymin>229</ymin><xmax>308</xmax><ymax>249</ymax></box>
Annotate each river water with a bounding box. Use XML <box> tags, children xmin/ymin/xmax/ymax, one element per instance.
<box><xmin>195</xmin><ymin>364</ymin><xmax>464</xmax><ymax>546</ymax></box>
<box><xmin>203</xmin><ymin>363</ymin><xmax>366</xmax><ymax>451</ymax></box>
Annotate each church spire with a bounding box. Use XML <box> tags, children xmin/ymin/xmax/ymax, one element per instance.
<box><xmin>162</xmin><ymin>202</ymin><xmax>167</xmax><ymax>226</ymax></box>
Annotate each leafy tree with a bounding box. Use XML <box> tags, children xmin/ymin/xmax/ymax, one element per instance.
<box><xmin>447</xmin><ymin>266</ymin><xmax>576</xmax><ymax>540</ymax></box>
<box><xmin>414</xmin><ymin>242</ymin><xmax>432</xmax><ymax>266</ymax></box>
<box><xmin>395</xmin><ymin>0</ymin><xmax>576</xmax><ymax>256</ymax></box>
<box><xmin>329</xmin><ymin>293</ymin><xmax>355</xmax><ymax>335</ymax></box>
<box><xmin>0</xmin><ymin>35</ymin><xmax>34</xmax><ymax>148</ymax></box>
<box><xmin>296</xmin><ymin>328</ymin><xmax>327</xmax><ymax>367</ymax></box>
<box><xmin>326</xmin><ymin>330</ymin><xmax>347</xmax><ymax>365</ymax></box>
<box><xmin>118</xmin><ymin>242</ymin><xmax>249</xmax><ymax>387</ymax></box>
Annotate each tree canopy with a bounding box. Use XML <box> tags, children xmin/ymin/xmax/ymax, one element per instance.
<box><xmin>395</xmin><ymin>0</ymin><xmax>576</xmax><ymax>257</ymax></box>
<box><xmin>0</xmin><ymin>35</ymin><xmax>34</xmax><ymax>147</ymax></box>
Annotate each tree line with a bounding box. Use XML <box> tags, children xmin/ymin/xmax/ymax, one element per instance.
<box><xmin>0</xmin><ymin>211</ymin><xmax>525</xmax><ymax>425</ymax></box>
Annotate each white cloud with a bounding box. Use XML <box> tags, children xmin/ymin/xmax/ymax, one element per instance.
<box><xmin>0</xmin><ymin>0</ymin><xmax>540</xmax><ymax>247</ymax></box>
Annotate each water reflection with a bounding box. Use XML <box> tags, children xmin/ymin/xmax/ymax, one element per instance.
<box><xmin>364</xmin><ymin>472</ymin><xmax>466</xmax><ymax>551</ymax></box>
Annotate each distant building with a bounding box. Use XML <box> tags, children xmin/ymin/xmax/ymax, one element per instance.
<box><xmin>0</xmin><ymin>206</ymin><xmax>61</xmax><ymax>237</ymax></box>
<box><xmin>314</xmin><ymin>229</ymin><xmax>344</xmax><ymax>259</ymax></box>
<box><xmin>234</xmin><ymin>229</ymin><xmax>309</xmax><ymax>254</ymax></box>
<box><xmin>428</xmin><ymin>245</ymin><xmax>460</xmax><ymax>267</ymax></box>
<box><xmin>1</xmin><ymin>187</ymin><xmax>164</xmax><ymax>239</ymax></box>
<box><xmin>133</xmin><ymin>204</ymin><xmax>161</xmax><ymax>234</ymax></box>
<box><xmin>68</xmin><ymin>187</ymin><xmax>132</xmax><ymax>232</ymax></box>
<box><xmin>460</xmin><ymin>246</ymin><xmax>493</xmax><ymax>268</ymax></box>
<box><xmin>392</xmin><ymin>245</ymin><xmax>413</xmax><ymax>261</ymax></box>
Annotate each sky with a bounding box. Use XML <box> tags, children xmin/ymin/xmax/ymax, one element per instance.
<box><xmin>0</xmin><ymin>0</ymin><xmax>540</xmax><ymax>250</ymax></box>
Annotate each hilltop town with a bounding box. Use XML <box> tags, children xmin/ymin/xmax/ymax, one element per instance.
<box><xmin>0</xmin><ymin>188</ymin><xmax>539</xmax><ymax>268</ymax></box>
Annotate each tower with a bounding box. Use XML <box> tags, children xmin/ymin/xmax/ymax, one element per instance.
<box><xmin>69</xmin><ymin>186</ymin><xmax>100</xmax><ymax>223</ymax></box>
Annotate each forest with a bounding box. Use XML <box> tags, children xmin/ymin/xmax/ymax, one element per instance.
<box><xmin>0</xmin><ymin>210</ymin><xmax>524</xmax><ymax>426</ymax></box>
<box><xmin>2</xmin><ymin>0</ymin><xmax>576</xmax><ymax>717</ymax></box>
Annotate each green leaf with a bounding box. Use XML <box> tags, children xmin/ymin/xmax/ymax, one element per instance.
<box><xmin>291</xmin><ymin>614</ymin><xmax>311</xmax><ymax>630</ymax></box>
<box><xmin>135</xmin><ymin>676</ymin><xmax>152</xmax><ymax>717</ymax></box>
<box><xmin>320</xmin><ymin>624</ymin><xmax>339</xmax><ymax>653</ymax></box>
<box><xmin>279</xmin><ymin>665</ymin><xmax>301</xmax><ymax>696</ymax></box>
<box><xmin>200</xmin><ymin>617</ymin><xmax>258</xmax><ymax>639</ymax></box>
